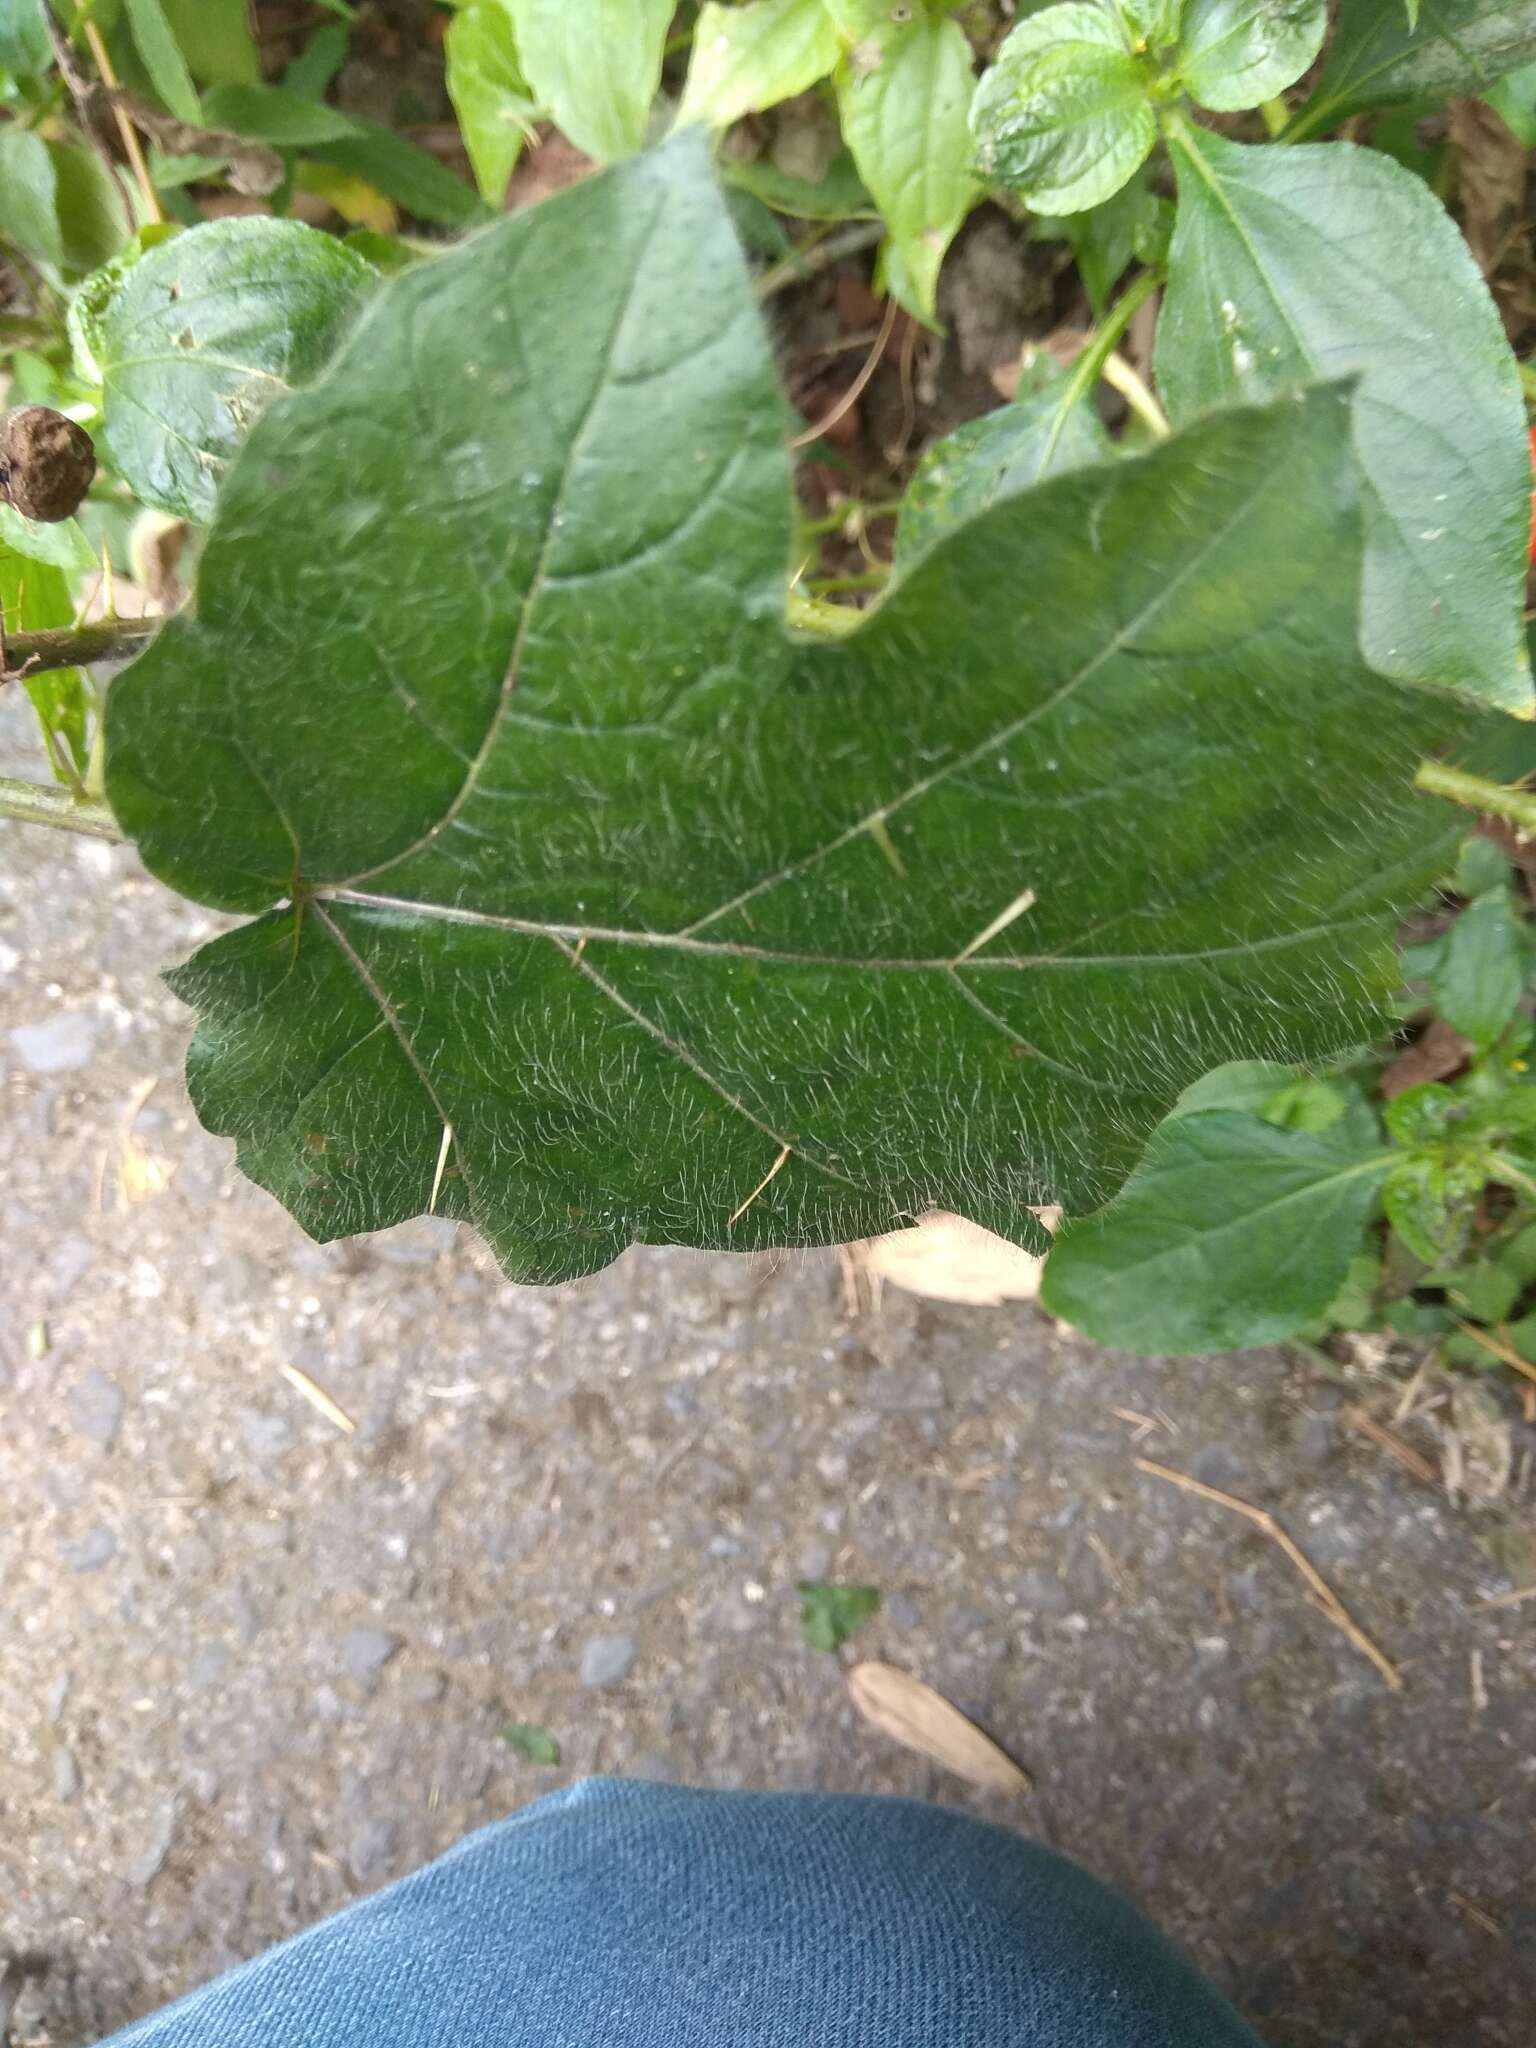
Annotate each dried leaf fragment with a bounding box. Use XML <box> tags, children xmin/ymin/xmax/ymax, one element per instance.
<box><xmin>848</xmin><ymin>1660</ymin><xmax>1031</xmax><ymax>1794</ymax></box>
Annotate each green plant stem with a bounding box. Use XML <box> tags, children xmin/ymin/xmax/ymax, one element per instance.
<box><xmin>1414</xmin><ymin>759</ymin><xmax>1536</xmax><ymax>837</ymax></box>
<box><xmin>1258</xmin><ymin>96</ymin><xmax>1290</xmax><ymax>139</ymax></box>
<box><xmin>1</xmin><ymin>619</ymin><xmax>158</xmax><ymax>674</ymax></box>
<box><xmin>785</xmin><ymin>591</ymin><xmax>865</xmax><ymax>639</ymax></box>
<box><xmin>797</xmin><ymin>497</ymin><xmax>905</xmax><ymax>539</ymax></box>
<box><xmin>0</xmin><ymin>773</ymin><xmax>122</xmax><ymax>840</ymax></box>
<box><xmin>1041</xmin><ymin>266</ymin><xmax>1162</xmax><ymax>469</ymax></box>
<box><xmin>1099</xmin><ymin>351</ymin><xmax>1169</xmax><ymax>437</ymax></box>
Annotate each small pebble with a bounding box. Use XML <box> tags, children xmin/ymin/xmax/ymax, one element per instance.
<box><xmin>579</xmin><ymin>1633</ymin><xmax>635</xmax><ymax>1688</ymax></box>
<box><xmin>237</xmin><ymin>1407</ymin><xmax>295</xmax><ymax>1462</ymax></box>
<box><xmin>68</xmin><ymin>1369</ymin><xmax>125</xmax><ymax>1451</ymax></box>
<box><xmin>8</xmin><ymin>1011</ymin><xmax>97</xmax><ymax>1074</ymax></box>
<box><xmin>126</xmin><ymin>1800</ymin><xmax>178</xmax><ymax>1889</ymax></box>
<box><xmin>52</xmin><ymin>1746</ymin><xmax>80</xmax><ymax>1802</ymax></box>
<box><xmin>343</xmin><ymin>1627</ymin><xmax>400</xmax><ymax>1684</ymax></box>
<box><xmin>61</xmin><ymin>1525</ymin><xmax>116</xmax><ymax>1572</ymax></box>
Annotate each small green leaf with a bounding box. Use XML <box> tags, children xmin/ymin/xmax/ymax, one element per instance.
<box><xmin>1384</xmin><ymin>1081</ymin><xmax>1462</xmax><ymax>1148</ymax></box>
<box><xmin>125</xmin><ymin>0</ymin><xmax>202</xmax><ymax>123</ymax></box>
<box><xmin>1382</xmin><ymin>1151</ymin><xmax>1488</xmax><ymax>1265</ymax></box>
<box><xmin>1431</xmin><ymin>888</ymin><xmax>1527</xmax><ymax>1049</ymax></box>
<box><xmin>0</xmin><ymin>122</ymin><xmax>63</xmax><ymax>276</ymax></box>
<box><xmin>203</xmin><ymin>82</ymin><xmax>489</xmax><ymax>227</ymax></box>
<box><xmin>1168</xmin><ymin>1059</ymin><xmax>1301</xmax><ymax>1117</ymax></box>
<box><xmin>722</xmin><ymin>148</ymin><xmax>876</xmax><ymax>221</ymax></box>
<box><xmin>1449</xmin><ymin>1257</ymin><xmax>1522</xmax><ymax>1325</ymax></box>
<box><xmin>1484</xmin><ymin>59</ymin><xmax>1536</xmax><ymax>147</ymax></box>
<box><xmin>799</xmin><ymin>1582</ymin><xmax>880</xmax><ymax>1654</ymax></box>
<box><xmin>282</xmin><ymin>20</ymin><xmax>350</xmax><ymax>100</ymax></box>
<box><xmin>160</xmin><ymin>0</ymin><xmax>260</xmax><ymax>86</ymax></box>
<box><xmin>0</xmin><ymin>505</ymin><xmax>97</xmax><ymax>573</ymax></box>
<box><xmin>1041</xmin><ymin>1110</ymin><xmax>1392</xmax><ymax>1354</ymax></box>
<box><xmin>0</xmin><ymin>542</ymin><xmax>89</xmax><ymax>784</ymax></box>
<box><xmin>1455</xmin><ymin>834</ymin><xmax>1511</xmax><ymax>899</ymax></box>
<box><xmin>1177</xmin><ymin>0</ymin><xmax>1327</xmax><ymax>112</ymax></box>
<box><xmin>506</xmin><ymin>0</ymin><xmax>671</xmax><ymax>161</ymax></box>
<box><xmin>499</xmin><ymin>1719</ymin><xmax>562</xmax><ymax>1764</ymax></box>
<box><xmin>1323</xmin><ymin>1249</ymin><xmax>1383</xmax><ymax>1331</ymax></box>
<box><xmin>680</xmin><ymin>0</ymin><xmax>839</xmax><ymax>130</ymax></box>
<box><xmin>1290</xmin><ymin>0</ymin><xmax>1536</xmax><ymax>138</ymax></box>
<box><xmin>50</xmin><ymin>139</ymin><xmax>133</xmax><ymax>276</ymax></box>
<box><xmin>446</xmin><ymin>0</ymin><xmax>539</xmax><ymax>206</ymax></box>
<box><xmin>1158</xmin><ymin>125</ymin><xmax>1531</xmax><ymax>714</ymax></box>
<box><xmin>836</xmin><ymin>10</ymin><xmax>975</xmax><ymax>320</ymax></box>
<box><xmin>1120</xmin><ymin>0</ymin><xmax>1185</xmax><ymax>46</ymax></box>
<box><xmin>1040</xmin><ymin>162</ymin><xmax>1168</xmax><ymax>319</ymax></box>
<box><xmin>970</xmin><ymin>3</ymin><xmax>1157</xmax><ymax>215</ymax></box>
<box><xmin>895</xmin><ymin>352</ymin><xmax>1110</xmax><ymax>569</ymax></box>
<box><xmin>85</xmin><ymin>216</ymin><xmax>377</xmax><ymax>520</ymax></box>
<box><xmin>0</xmin><ymin>0</ymin><xmax>51</xmax><ymax>75</ymax></box>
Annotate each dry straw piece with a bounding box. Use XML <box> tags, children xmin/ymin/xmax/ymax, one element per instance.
<box><xmin>848</xmin><ymin>1661</ymin><xmax>1031</xmax><ymax>1795</ymax></box>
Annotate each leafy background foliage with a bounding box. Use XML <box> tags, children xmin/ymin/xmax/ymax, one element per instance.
<box><xmin>5</xmin><ymin>0</ymin><xmax>1536</xmax><ymax>1332</ymax></box>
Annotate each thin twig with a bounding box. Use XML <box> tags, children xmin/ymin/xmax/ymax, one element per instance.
<box><xmin>78</xmin><ymin>15</ymin><xmax>163</xmax><ymax>223</ymax></box>
<box><xmin>1472</xmin><ymin>1582</ymin><xmax>1536</xmax><ymax>1610</ymax></box>
<box><xmin>0</xmin><ymin>774</ymin><xmax>121</xmax><ymax>840</ymax></box>
<box><xmin>1</xmin><ymin>619</ymin><xmax>158</xmax><ymax>677</ymax></box>
<box><xmin>1099</xmin><ymin>351</ymin><xmax>1170</xmax><ymax>437</ymax></box>
<box><xmin>728</xmin><ymin>1142</ymin><xmax>791</xmax><ymax>1227</ymax></box>
<box><xmin>1344</xmin><ymin>1405</ymin><xmax>1442</xmax><ymax>1489</ymax></box>
<box><xmin>40</xmin><ymin>2</ymin><xmax>138</xmax><ymax>221</ymax></box>
<box><xmin>1136</xmin><ymin>1457</ymin><xmax>1402</xmax><ymax>1689</ymax></box>
<box><xmin>1451</xmin><ymin>1317</ymin><xmax>1536</xmax><ymax>1389</ymax></box>
<box><xmin>790</xmin><ymin>296</ymin><xmax>899</xmax><ymax>450</ymax></box>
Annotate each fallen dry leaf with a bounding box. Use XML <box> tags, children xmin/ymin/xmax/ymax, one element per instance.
<box><xmin>1379</xmin><ymin>1015</ymin><xmax>1471</xmax><ymax>1100</ymax></box>
<box><xmin>856</xmin><ymin>1209</ymin><xmax>1053</xmax><ymax>1306</ymax></box>
<box><xmin>848</xmin><ymin>1660</ymin><xmax>1031</xmax><ymax>1794</ymax></box>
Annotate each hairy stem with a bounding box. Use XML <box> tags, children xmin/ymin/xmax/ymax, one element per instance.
<box><xmin>0</xmin><ymin>774</ymin><xmax>122</xmax><ymax>841</ymax></box>
<box><xmin>1414</xmin><ymin>760</ymin><xmax>1536</xmax><ymax>837</ymax></box>
<box><xmin>2</xmin><ymin>618</ymin><xmax>158</xmax><ymax>675</ymax></box>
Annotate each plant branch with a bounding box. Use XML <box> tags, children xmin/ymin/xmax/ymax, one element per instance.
<box><xmin>756</xmin><ymin>223</ymin><xmax>884</xmax><ymax>301</ymax></box>
<box><xmin>0</xmin><ymin>774</ymin><xmax>122</xmax><ymax>840</ymax></box>
<box><xmin>1414</xmin><ymin>759</ymin><xmax>1536</xmax><ymax>837</ymax></box>
<box><xmin>1</xmin><ymin>618</ymin><xmax>159</xmax><ymax>677</ymax></box>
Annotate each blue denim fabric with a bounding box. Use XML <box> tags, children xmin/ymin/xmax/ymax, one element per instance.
<box><xmin>100</xmin><ymin>1779</ymin><xmax>1262</xmax><ymax>2047</ymax></box>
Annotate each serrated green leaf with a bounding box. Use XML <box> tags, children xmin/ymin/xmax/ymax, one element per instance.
<box><xmin>203</xmin><ymin>81</ymin><xmax>488</xmax><ymax>227</ymax></box>
<box><xmin>1382</xmin><ymin>1150</ymin><xmax>1487</xmax><ymax>1264</ymax></box>
<box><xmin>680</xmin><ymin>0</ymin><xmax>840</xmax><ymax>130</ymax></box>
<box><xmin>1177</xmin><ymin>0</ymin><xmax>1327</xmax><ymax>111</ymax></box>
<box><xmin>894</xmin><ymin>352</ymin><xmax>1110</xmax><ymax>568</ymax></box>
<box><xmin>446</xmin><ymin>0</ymin><xmax>538</xmax><ymax>206</ymax></box>
<box><xmin>125</xmin><ymin>0</ymin><xmax>201</xmax><ymax>123</ymax></box>
<box><xmin>506</xmin><ymin>0</ymin><xmax>671</xmax><ymax>161</ymax></box>
<box><xmin>1157</xmin><ymin>125</ymin><xmax>1531</xmax><ymax>715</ymax></box>
<box><xmin>85</xmin><ymin>217</ymin><xmax>377</xmax><ymax>521</ymax></box>
<box><xmin>0</xmin><ymin>0</ymin><xmax>51</xmax><ymax>75</ymax></box>
<box><xmin>799</xmin><ymin>1582</ymin><xmax>880</xmax><ymax>1653</ymax></box>
<box><xmin>1431</xmin><ymin>888</ymin><xmax>1527</xmax><ymax>1048</ymax></box>
<box><xmin>499</xmin><ymin>1719</ymin><xmax>561</xmax><ymax>1763</ymax></box>
<box><xmin>836</xmin><ymin>10</ymin><xmax>974</xmax><ymax>320</ymax></box>
<box><xmin>1041</xmin><ymin>1110</ymin><xmax>1392</xmax><ymax>1353</ymax></box>
<box><xmin>970</xmin><ymin>3</ymin><xmax>1157</xmax><ymax>215</ymax></box>
<box><xmin>1289</xmin><ymin>0</ymin><xmax>1536</xmax><ymax>138</ymax></box>
<box><xmin>1121</xmin><ymin>0</ymin><xmax>1185</xmax><ymax>47</ymax></box>
<box><xmin>103</xmin><ymin>139</ymin><xmax>1494</xmax><ymax>1285</ymax></box>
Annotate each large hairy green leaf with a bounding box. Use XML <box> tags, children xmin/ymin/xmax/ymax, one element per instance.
<box><xmin>1288</xmin><ymin>0</ymin><xmax>1536</xmax><ymax>136</ymax></box>
<box><xmin>1157</xmin><ymin>125</ymin><xmax>1531</xmax><ymax>714</ymax></box>
<box><xmin>106</xmin><ymin>136</ymin><xmax>1488</xmax><ymax>1285</ymax></box>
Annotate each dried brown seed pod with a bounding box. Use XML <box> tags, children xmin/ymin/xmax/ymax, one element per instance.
<box><xmin>0</xmin><ymin>406</ymin><xmax>97</xmax><ymax>524</ymax></box>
